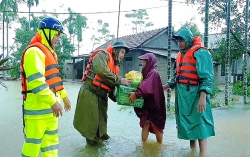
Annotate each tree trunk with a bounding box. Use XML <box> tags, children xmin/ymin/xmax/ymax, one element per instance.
<box><xmin>2</xmin><ymin>13</ymin><xmax>5</xmax><ymax>58</ymax></box>
<box><xmin>225</xmin><ymin>0</ymin><xmax>231</xmax><ymax>106</ymax></box>
<box><xmin>6</xmin><ymin>18</ymin><xmax>8</xmax><ymax>56</ymax></box>
<box><xmin>243</xmin><ymin>0</ymin><xmax>249</xmax><ymax>105</ymax></box>
<box><xmin>167</xmin><ymin>0</ymin><xmax>172</xmax><ymax>111</ymax></box>
<box><xmin>204</xmin><ymin>0</ymin><xmax>209</xmax><ymax>48</ymax></box>
<box><xmin>28</xmin><ymin>0</ymin><xmax>31</xmax><ymax>29</ymax></box>
<box><xmin>78</xmin><ymin>41</ymin><xmax>80</xmax><ymax>56</ymax></box>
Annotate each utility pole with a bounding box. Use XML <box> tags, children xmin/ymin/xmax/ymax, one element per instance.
<box><xmin>225</xmin><ymin>0</ymin><xmax>231</xmax><ymax>106</ymax></box>
<box><xmin>2</xmin><ymin>12</ymin><xmax>5</xmax><ymax>58</ymax></box>
<box><xmin>167</xmin><ymin>0</ymin><xmax>172</xmax><ymax>111</ymax></box>
<box><xmin>243</xmin><ymin>0</ymin><xmax>249</xmax><ymax>105</ymax></box>
<box><xmin>116</xmin><ymin>0</ymin><xmax>121</xmax><ymax>40</ymax></box>
<box><xmin>204</xmin><ymin>0</ymin><xmax>209</xmax><ymax>48</ymax></box>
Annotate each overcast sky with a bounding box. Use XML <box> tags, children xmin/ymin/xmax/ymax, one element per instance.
<box><xmin>4</xmin><ymin>0</ymin><xmax>211</xmax><ymax>55</ymax></box>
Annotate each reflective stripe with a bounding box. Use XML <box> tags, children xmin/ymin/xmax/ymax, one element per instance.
<box><xmin>180</xmin><ymin>70</ymin><xmax>197</xmax><ymax>74</ymax></box>
<box><xmin>24</xmin><ymin>109</ymin><xmax>53</xmax><ymax>115</ymax></box>
<box><xmin>46</xmin><ymin>73</ymin><xmax>60</xmax><ymax>80</ymax></box>
<box><xmin>27</xmin><ymin>72</ymin><xmax>43</xmax><ymax>82</ymax></box>
<box><xmin>177</xmin><ymin>76</ymin><xmax>199</xmax><ymax>82</ymax></box>
<box><xmin>25</xmin><ymin>137</ymin><xmax>42</xmax><ymax>144</ymax></box>
<box><xmin>41</xmin><ymin>144</ymin><xmax>59</xmax><ymax>152</ymax></box>
<box><xmin>46</xmin><ymin>64</ymin><xmax>58</xmax><ymax>71</ymax></box>
<box><xmin>32</xmin><ymin>84</ymin><xmax>48</xmax><ymax>94</ymax></box>
<box><xmin>177</xmin><ymin>62</ymin><xmax>196</xmax><ymax>67</ymax></box>
<box><xmin>49</xmin><ymin>81</ymin><xmax>63</xmax><ymax>89</ymax></box>
<box><xmin>45</xmin><ymin>129</ymin><xmax>58</xmax><ymax>135</ymax></box>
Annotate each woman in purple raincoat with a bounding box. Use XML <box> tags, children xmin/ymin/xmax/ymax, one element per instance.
<box><xmin>129</xmin><ymin>53</ymin><xmax>166</xmax><ymax>143</ymax></box>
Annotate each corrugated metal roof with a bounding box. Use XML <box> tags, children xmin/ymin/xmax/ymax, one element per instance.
<box><xmin>207</xmin><ymin>33</ymin><xmax>226</xmax><ymax>49</ymax></box>
<box><xmin>140</xmin><ymin>48</ymin><xmax>178</xmax><ymax>59</ymax></box>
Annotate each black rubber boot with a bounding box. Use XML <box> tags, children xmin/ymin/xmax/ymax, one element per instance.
<box><xmin>100</xmin><ymin>134</ymin><xmax>110</xmax><ymax>140</ymax></box>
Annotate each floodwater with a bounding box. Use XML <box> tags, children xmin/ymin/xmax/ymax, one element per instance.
<box><xmin>0</xmin><ymin>80</ymin><xmax>250</xmax><ymax>157</ymax></box>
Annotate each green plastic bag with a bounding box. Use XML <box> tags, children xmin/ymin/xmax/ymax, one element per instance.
<box><xmin>116</xmin><ymin>85</ymin><xmax>144</xmax><ymax>108</ymax></box>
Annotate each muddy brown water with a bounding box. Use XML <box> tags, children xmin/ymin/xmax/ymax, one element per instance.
<box><xmin>0</xmin><ymin>80</ymin><xmax>249</xmax><ymax>157</ymax></box>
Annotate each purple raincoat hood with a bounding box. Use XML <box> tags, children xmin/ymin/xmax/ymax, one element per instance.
<box><xmin>138</xmin><ymin>53</ymin><xmax>157</xmax><ymax>78</ymax></box>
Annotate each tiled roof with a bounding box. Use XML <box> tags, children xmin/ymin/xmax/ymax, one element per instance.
<box><xmin>140</xmin><ymin>48</ymin><xmax>178</xmax><ymax>58</ymax></box>
<box><xmin>92</xmin><ymin>27</ymin><xmax>167</xmax><ymax>52</ymax></box>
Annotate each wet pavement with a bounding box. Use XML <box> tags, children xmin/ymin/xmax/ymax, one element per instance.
<box><xmin>0</xmin><ymin>80</ymin><xmax>250</xmax><ymax>157</ymax></box>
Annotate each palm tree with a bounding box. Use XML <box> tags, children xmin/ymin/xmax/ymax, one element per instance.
<box><xmin>27</xmin><ymin>0</ymin><xmax>39</xmax><ymax>29</ymax></box>
<box><xmin>0</xmin><ymin>0</ymin><xmax>25</xmax><ymax>57</ymax></box>
<box><xmin>62</xmin><ymin>8</ymin><xmax>77</xmax><ymax>43</ymax></box>
<box><xmin>74</xmin><ymin>14</ymin><xmax>88</xmax><ymax>55</ymax></box>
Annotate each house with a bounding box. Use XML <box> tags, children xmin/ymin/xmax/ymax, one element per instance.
<box><xmin>64</xmin><ymin>27</ymin><xmax>249</xmax><ymax>85</ymax></box>
<box><xmin>208</xmin><ymin>33</ymin><xmax>250</xmax><ymax>85</ymax></box>
<box><xmin>64</xmin><ymin>27</ymin><xmax>179</xmax><ymax>84</ymax></box>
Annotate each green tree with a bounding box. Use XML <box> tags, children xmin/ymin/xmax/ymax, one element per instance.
<box><xmin>27</xmin><ymin>0</ymin><xmax>39</xmax><ymax>29</ymax></box>
<box><xmin>10</xmin><ymin>15</ymin><xmax>74</xmax><ymax>78</ymax></box>
<box><xmin>62</xmin><ymin>8</ymin><xmax>77</xmax><ymax>43</ymax></box>
<box><xmin>91</xmin><ymin>19</ymin><xmax>115</xmax><ymax>51</ymax></box>
<box><xmin>125</xmin><ymin>9</ymin><xmax>154</xmax><ymax>33</ymax></box>
<box><xmin>185</xmin><ymin>0</ymin><xmax>246</xmax><ymax>31</ymax></box>
<box><xmin>185</xmin><ymin>0</ymin><xmax>248</xmax><ymax>60</ymax></box>
<box><xmin>0</xmin><ymin>0</ymin><xmax>24</xmax><ymax>57</ymax></box>
<box><xmin>62</xmin><ymin>8</ymin><xmax>88</xmax><ymax>55</ymax></box>
<box><xmin>74</xmin><ymin>14</ymin><xmax>88</xmax><ymax>56</ymax></box>
<box><xmin>178</xmin><ymin>19</ymin><xmax>203</xmax><ymax>37</ymax></box>
<box><xmin>210</xmin><ymin>33</ymin><xmax>244</xmax><ymax>65</ymax></box>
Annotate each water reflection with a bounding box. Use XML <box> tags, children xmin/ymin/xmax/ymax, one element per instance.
<box><xmin>0</xmin><ymin>81</ymin><xmax>250</xmax><ymax>157</ymax></box>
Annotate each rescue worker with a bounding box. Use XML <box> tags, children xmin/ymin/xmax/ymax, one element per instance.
<box><xmin>163</xmin><ymin>28</ymin><xmax>215</xmax><ymax>157</ymax></box>
<box><xmin>73</xmin><ymin>41</ymin><xmax>133</xmax><ymax>145</ymax></box>
<box><xmin>20</xmin><ymin>17</ymin><xmax>71</xmax><ymax>157</ymax></box>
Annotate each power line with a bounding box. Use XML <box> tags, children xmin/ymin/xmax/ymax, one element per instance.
<box><xmin>0</xmin><ymin>1</ymin><xmax>199</xmax><ymax>15</ymax></box>
<box><xmin>0</xmin><ymin>6</ymin><xmax>168</xmax><ymax>15</ymax></box>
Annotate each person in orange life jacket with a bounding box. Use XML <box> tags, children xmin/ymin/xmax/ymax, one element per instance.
<box><xmin>20</xmin><ymin>17</ymin><xmax>71</xmax><ymax>157</ymax></box>
<box><xmin>162</xmin><ymin>28</ymin><xmax>215</xmax><ymax>157</ymax></box>
<box><xmin>73</xmin><ymin>41</ymin><xmax>133</xmax><ymax>146</ymax></box>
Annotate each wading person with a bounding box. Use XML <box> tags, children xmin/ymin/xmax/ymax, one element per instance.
<box><xmin>163</xmin><ymin>28</ymin><xmax>215</xmax><ymax>156</ymax></box>
<box><xmin>73</xmin><ymin>41</ymin><xmax>133</xmax><ymax>145</ymax></box>
<box><xmin>129</xmin><ymin>53</ymin><xmax>166</xmax><ymax>143</ymax></box>
<box><xmin>20</xmin><ymin>17</ymin><xmax>71</xmax><ymax>157</ymax></box>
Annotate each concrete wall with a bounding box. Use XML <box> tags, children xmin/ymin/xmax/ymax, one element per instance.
<box><xmin>63</xmin><ymin>63</ymin><xmax>75</xmax><ymax>79</ymax></box>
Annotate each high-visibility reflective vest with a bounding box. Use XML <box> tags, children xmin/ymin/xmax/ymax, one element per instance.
<box><xmin>176</xmin><ymin>38</ymin><xmax>204</xmax><ymax>85</ymax></box>
<box><xmin>21</xmin><ymin>42</ymin><xmax>64</xmax><ymax>100</ymax></box>
<box><xmin>82</xmin><ymin>45</ymin><xmax>119</xmax><ymax>92</ymax></box>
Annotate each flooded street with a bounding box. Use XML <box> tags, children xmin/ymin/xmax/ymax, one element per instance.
<box><xmin>0</xmin><ymin>80</ymin><xmax>250</xmax><ymax>157</ymax></box>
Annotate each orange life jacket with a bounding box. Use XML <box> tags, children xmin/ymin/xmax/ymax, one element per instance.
<box><xmin>82</xmin><ymin>45</ymin><xmax>119</xmax><ymax>92</ymax></box>
<box><xmin>20</xmin><ymin>41</ymin><xmax>64</xmax><ymax>100</ymax></box>
<box><xmin>176</xmin><ymin>37</ymin><xmax>204</xmax><ymax>85</ymax></box>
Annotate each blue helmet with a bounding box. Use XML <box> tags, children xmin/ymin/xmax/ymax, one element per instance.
<box><xmin>38</xmin><ymin>17</ymin><xmax>64</xmax><ymax>33</ymax></box>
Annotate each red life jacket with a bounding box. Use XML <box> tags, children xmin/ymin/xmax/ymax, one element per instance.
<box><xmin>175</xmin><ymin>36</ymin><xmax>204</xmax><ymax>85</ymax></box>
<box><xmin>82</xmin><ymin>45</ymin><xmax>119</xmax><ymax>92</ymax></box>
<box><xmin>20</xmin><ymin>34</ymin><xmax>64</xmax><ymax>100</ymax></box>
